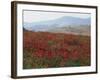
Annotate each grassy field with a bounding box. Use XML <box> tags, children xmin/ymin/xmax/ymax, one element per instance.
<box><xmin>23</xmin><ymin>31</ymin><xmax>90</xmax><ymax>69</ymax></box>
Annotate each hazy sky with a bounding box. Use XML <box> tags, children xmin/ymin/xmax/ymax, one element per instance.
<box><xmin>23</xmin><ymin>10</ymin><xmax>91</xmax><ymax>23</ymax></box>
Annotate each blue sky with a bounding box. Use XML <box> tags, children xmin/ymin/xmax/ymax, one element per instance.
<box><xmin>23</xmin><ymin>10</ymin><xmax>91</xmax><ymax>23</ymax></box>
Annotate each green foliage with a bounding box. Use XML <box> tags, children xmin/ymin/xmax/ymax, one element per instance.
<box><xmin>65</xmin><ymin>60</ymin><xmax>81</xmax><ymax>67</ymax></box>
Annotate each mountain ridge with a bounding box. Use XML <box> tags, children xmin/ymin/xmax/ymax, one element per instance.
<box><xmin>23</xmin><ymin>16</ymin><xmax>91</xmax><ymax>36</ymax></box>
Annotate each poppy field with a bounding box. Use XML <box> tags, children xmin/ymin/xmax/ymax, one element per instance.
<box><xmin>23</xmin><ymin>31</ymin><xmax>90</xmax><ymax>69</ymax></box>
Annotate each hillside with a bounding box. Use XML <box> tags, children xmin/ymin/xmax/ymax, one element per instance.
<box><xmin>47</xmin><ymin>25</ymin><xmax>90</xmax><ymax>36</ymax></box>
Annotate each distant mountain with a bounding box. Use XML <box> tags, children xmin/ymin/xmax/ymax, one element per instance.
<box><xmin>23</xmin><ymin>16</ymin><xmax>91</xmax><ymax>35</ymax></box>
<box><xmin>24</xmin><ymin>16</ymin><xmax>91</xmax><ymax>31</ymax></box>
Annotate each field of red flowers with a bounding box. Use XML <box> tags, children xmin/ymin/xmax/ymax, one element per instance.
<box><xmin>23</xmin><ymin>31</ymin><xmax>90</xmax><ymax>69</ymax></box>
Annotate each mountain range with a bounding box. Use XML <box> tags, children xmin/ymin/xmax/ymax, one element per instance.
<box><xmin>24</xmin><ymin>16</ymin><xmax>91</xmax><ymax>35</ymax></box>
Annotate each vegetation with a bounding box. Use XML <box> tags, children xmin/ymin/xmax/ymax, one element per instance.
<box><xmin>23</xmin><ymin>31</ymin><xmax>90</xmax><ymax>69</ymax></box>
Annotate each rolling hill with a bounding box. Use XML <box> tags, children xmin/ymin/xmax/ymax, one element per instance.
<box><xmin>24</xmin><ymin>16</ymin><xmax>91</xmax><ymax>35</ymax></box>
